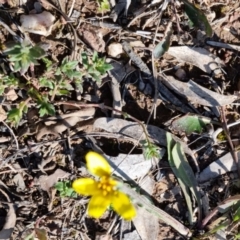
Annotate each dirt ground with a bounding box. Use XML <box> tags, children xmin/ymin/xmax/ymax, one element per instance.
<box><xmin>1</xmin><ymin>0</ymin><xmax>240</xmax><ymax>239</ymax></box>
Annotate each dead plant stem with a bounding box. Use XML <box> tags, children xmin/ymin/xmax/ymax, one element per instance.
<box><xmin>220</xmin><ymin>106</ymin><xmax>240</xmax><ymax>177</ymax></box>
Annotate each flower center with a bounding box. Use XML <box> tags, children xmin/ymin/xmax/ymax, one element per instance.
<box><xmin>97</xmin><ymin>176</ymin><xmax>117</xmax><ymax>196</ymax></box>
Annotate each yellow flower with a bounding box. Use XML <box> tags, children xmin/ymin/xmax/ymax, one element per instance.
<box><xmin>72</xmin><ymin>151</ymin><xmax>136</xmax><ymax>220</ymax></box>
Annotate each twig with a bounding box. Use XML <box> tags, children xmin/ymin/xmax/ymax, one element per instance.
<box><xmin>1</xmin><ymin>120</ymin><xmax>19</xmax><ymax>151</ymax></box>
<box><xmin>68</xmin><ymin>0</ymin><xmax>76</xmax><ymax>17</ymax></box>
<box><xmin>220</xmin><ymin>106</ymin><xmax>240</xmax><ymax>177</ymax></box>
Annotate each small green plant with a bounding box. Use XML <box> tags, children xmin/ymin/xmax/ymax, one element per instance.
<box><xmin>55</xmin><ymin>181</ymin><xmax>77</xmax><ymax>198</ymax></box>
<box><xmin>0</xmin><ymin>73</ymin><xmax>18</xmax><ymax>95</ymax></box>
<box><xmin>40</xmin><ymin>57</ymin><xmax>82</xmax><ymax>99</ymax></box>
<box><xmin>141</xmin><ymin>140</ymin><xmax>161</xmax><ymax>160</ymax></box>
<box><xmin>82</xmin><ymin>51</ymin><xmax>113</xmax><ymax>83</ymax></box>
<box><xmin>28</xmin><ymin>88</ymin><xmax>55</xmax><ymax>117</ymax></box>
<box><xmin>7</xmin><ymin>101</ymin><xmax>28</xmax><ymax>127</ymax></box>
<box><xmin>3</xmin><ymin>41</ymin><xmax>46</xmax><ymax>75</ymax></box>
<box><xmin>98</xmin><ymin>0</ymin><xmax>110</xmax><ymax>12</ymax></box>
<box><xmin>56</xmin><ymin>57</ymin><xmax>82</xmax><ymax>80</ymax></box>
<box><xmin>5</xmin><ymin>51</ymin><xmax>113</xmax><ymax>124</ymax></box>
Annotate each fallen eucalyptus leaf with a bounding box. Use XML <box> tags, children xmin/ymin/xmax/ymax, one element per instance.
<box><xmin>132</xmin><ymin>177</ymin><xmax>159</xmax><ymax>240</ymax></box>
<box><xmin>0</xmin><ymin>203</ymin><xmax>16</xmax><ymax>240</ymax></box>
<box><xmin>198</xmin><ymin>152</ymin><xmax>240</xmax><ymax>183</ymax></box>
<box><xmin>168</xmin><ymin>46</ymin><xmax>222</xmax><ymax>75</ymax></box>
<box><xmin>162</xmin><ymin>75</ymin><xmax>237</xmax><ymax>107</ymax></box>
<box><xmin>106</xmin><ymin>153</ymin><xmax>161</xmax><ymax>179</ymax></box>
<box><xmin>201</xmin><ymin>195</ymin><xmax>240</xmax><ymax>229</ymax></box>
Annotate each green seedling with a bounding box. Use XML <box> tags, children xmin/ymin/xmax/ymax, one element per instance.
<box><xmin>82</xmin><ymin>51</ymin><xmax>113</xmax><ymax>83</ymax></box>
<box><xmin>28</xmin><ymin>88</ymin><xmax>55</xmax><ymax>117</ymax></box>
<box><xmin>3</xmin><ymin>41</ymin><xmax>46</xmax><ymax>75</ymax></box>
<box><xmin>55</xmin><ymin>181</ymin><xmax>77</xmax><ymax>198</ymax></box>
<box><xmin>98</xmin><ymin>0</ymin><xmax>110</xmax><ymax>12</ymax></box>
<box><xmin>7</xmin><ymin>101</ymin><xmax>28</xmax><ymax>127</ymax></box>
<box><xmin>141</xmin><ymin>140</ymin><xmax>161</xmax><ymax>160</ymax></box>
<box><xmin>40</xmin><ymin>57</ymin><xmax>82</xmax><ymax>99</ymax></box>
<box><xmin>0</xmin><ymin>73</ymin><xmax>18</xmax><ymax>95</ymax></box>
<box><xmin>56</xmin><ymin>57</ymin><xmax>82</xmax><ymax>80</ymax></box>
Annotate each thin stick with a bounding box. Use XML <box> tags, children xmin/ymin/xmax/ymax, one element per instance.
<box><xmin>1</xmin><ymin>120</ymin><xmax>19</xmax><ymax>151</ymax></box>
<box><xmin>220</xmin><ymin>106</ymin><xmax>240</xmax><ymax>177</ymax></box>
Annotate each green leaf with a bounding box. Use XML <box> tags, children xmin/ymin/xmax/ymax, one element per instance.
<box><xmin>37</xmin><ymin>99</ymin><xmax>55</xmax><ymax>117</ymax></box>
<box><xmin>98</xmin><ymin>0</ymin><xmax>110</xmax><ymax>11</ymax></box>
<box><xmin>181</xmin><ymin>0</ymin><xmax>213</xmax><ymax>37</ymax></box>
<box><xmin>55</xmin><ymin>182</ymin><xmax>64</xmax><ymax>191</ymax></box>
<box><xmin>171</xmin><ymin>114</ymin><xmax>211</xmax><ymax>135</ymax></box>
<box><xmin>3</xmin><ymin>42</ymin><xmax>46</xmax><ymax>74</ymax></box>
<box><xmin>74</xmin><ymin>79</ymin><xmax>83</xmax><ymax>93</ymax></box>
<box><xmin>233</xmin><ymin>202</ymin><xmax>240</xmax><ymax>222</ymax></box>
<box><xmin>141</xmin><ymin>140</ymin><xmax>161</xmax><ymax>160</ymax></box>
<box><xmin>7</xmin><ymin>108</ymin><xmax>23</xmax><ymax>126</ymax></box>
<box><xmin>167</xmin><ymin>132</ymin><xmax>202</xmax><ymax>225</ymax></box>
<box><xmin>153</xmin><ymin>27</ymin><xmax>172</xmax><ymax>59</ymax></box>
<box><xmin>29</xmin><ymin>45</ymin><xmax>46</xmax><ymax>59</ymax></box>
<box><xmin>56</xmin><ymin>89</ymin><xmax>71</xmax><ymax>96</ymax></box>
<box><xmin>39</xmin><ymin>77</ymin><xmax>54</xmax><ymax>89</ymax></box>
<box><xmin>92</xmin><ymin>51</ymin><xmax>98</xmax><ymax>62</ymax></box>
<box><xmin>81</xmin><ymin>52</ymin><xmax>89</xmax><ymax>67</ymax></box>
<box><xmin>55</xmin><ymin>181</ymin><xmax>77</xmax><ymax>198</ymax></box>
<box><xmin>42</xmin><ymin>57</ymin><xmax>53</xmax><ymax>71</ymax></box>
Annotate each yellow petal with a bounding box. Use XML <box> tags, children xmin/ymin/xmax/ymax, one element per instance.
<box><xmin>86</xmin><ymin>152</ymin><xmax>111</xmax><ymax>177</ymax></box>
<box><xmin>111</xmin><ymin>191</ymin><xmax>136</xmax><ymax>220</ymax></box>
<box><xmin>72</xmin><ymin>178</ymin><xmax>100</xmax><ymax>196</ymax></box>
<box><xmin>87</xmin><ymin>194</ymin><xmax>111</xmax><ymax>218</ymax></box>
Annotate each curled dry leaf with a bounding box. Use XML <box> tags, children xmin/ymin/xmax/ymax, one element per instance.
<box><xmin>20</xmin><ymin>11</ymin><xmax>55</xmax><ymax>36</ymax></box>
<box><xmin>198</xmin><ymin>152</ymin><xmax>240</xmax><ymax>183</ymax></box>
<box><xmin>0</xmin><ymin>203</ymin><xmax>16</xmax><ymax>240</ymax></box>
<box><xmin>162</xmin><ymin>75</ymin><xmax>237</xmax><ymax>107</ymax></box>
<box><xmin>132</xmin><ymin>176</ymin><xmax>159</xmax><ymax>240</ymax></box>
<box><xmin>82</xmin><ymin>28</ymin><xmax>105</xmax><ymax>52</ymax></box>
<box><xmin>167</xmin><ymin>46</ymin><xmax>223</xmax><ymax>75</ymax></box>
<box><xmin>105</xmin><ymin>153</ymin><xmax>155</xmax><ymax>179</ymax></box>
<box><xmin>0</xmin><ymin>186</ymin><xmax>16</xmax><ymax>240</ymax></box>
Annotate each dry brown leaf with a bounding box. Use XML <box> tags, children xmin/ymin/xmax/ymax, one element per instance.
<box><xmin>0</xmin><ymin>203</ymin><xmax>16</xmax><ymax>240</ymax></box>
<box><xmin>198</xmin><ymin>152</ymin><xmax>240</xmax><ymax>183</ymax></box>
<box><xmin>162</xmin><ymin>75</ymin><xmax>237</xmax><ymax>107</ymax></box>
<box><xmin>5</xmin><ymin>89</ymin><xmax>18</xmax><ymax>101</ymax></box>
<box><xmin>82</xmin><ymin>28</ymin><xmax>105</xmax><ymax>52</ymax></box>
<box><xmin>20</xmin><ymin>11</ymin><xmax>55</xmax><ymax>36</ymax></box>
<box><xmin>168</xmin><ymin>46</ymin><xmax>223</xmax><ymax>75</ymax></box>
<box><xmin>35</xmin><ymin>228</ymin><xmax>48</xmax><ymax>240</ymax></box>
<box><xmin>38</xmin><ymin>169</ymin><xmax>70</xmax><ymax>195</ymax></box>
<box><xmin>0</xmin><ymin>106</ymin><xmax>7</xmax><ymax>121</ymax></box>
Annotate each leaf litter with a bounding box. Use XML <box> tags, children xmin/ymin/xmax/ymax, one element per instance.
<box><xmin>1</xmin><ymin>0</ymin><xmax>240</xmax><ymax>239</ymax></box>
